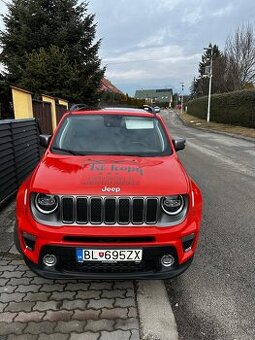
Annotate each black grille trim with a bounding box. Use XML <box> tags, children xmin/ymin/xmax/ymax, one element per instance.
<box><xmin>60</xmin><ymin>196</ymin><xmax>159</xmax><ymax>225</ymax></box>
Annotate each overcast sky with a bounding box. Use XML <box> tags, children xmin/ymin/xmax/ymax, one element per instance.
<box><xmin>1</xmin><ymin>0</ymin><xmax>255</xmax><ymax>96</ymax></box>
<box><xmin>88</xmin><ymin>0</ymin><xmax>255</xmax><ymax>95</ymax></box>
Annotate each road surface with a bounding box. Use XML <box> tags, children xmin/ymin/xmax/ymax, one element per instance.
<box><xmin>163</xmin><ymin>110</ymin><xmax>255</xmax><ymax>340</ymax></box>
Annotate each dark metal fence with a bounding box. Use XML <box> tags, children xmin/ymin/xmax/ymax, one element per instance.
<box><xmin>32</xmin><ymin>100</ymin><xmax>53</xmax><ymax>134</ymax></box>
<box><xmin>56</xmin><ymin>104</ymin><xmax>68</xmax><ymax>124</ymax></box>
<box><xmin>0</xmin><ymin>119</ymin><xmax>40</xmax><ymax>206</ymax></box>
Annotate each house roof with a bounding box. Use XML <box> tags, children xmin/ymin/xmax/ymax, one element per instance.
<box><xmin>135</xmin><ymin>88</ymin><xmax>173</xmax><ymax>102</ymax></box>
<box><xmin>100</xmin><ymin>78</ymin><xmax>124</xmax><ymax>95</ymax></box>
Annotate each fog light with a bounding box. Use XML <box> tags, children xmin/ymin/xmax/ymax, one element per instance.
<box><xmin>42</xmin><ymin>254</ymin><xmax>57</xmax><ymax>267</ymax></box>
<box><xmin>161</xmin><ymin>254</ymin><xmax>175</xmax><ymax>267</ymax></box>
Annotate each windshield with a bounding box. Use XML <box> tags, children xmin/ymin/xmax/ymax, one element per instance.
<box><xmin>51</xmin><ymin>114</ymin><xmax>172</xmax><ymax>156</ymax></box>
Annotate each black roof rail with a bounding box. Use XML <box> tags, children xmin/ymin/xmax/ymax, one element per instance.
<box><xmin>68</xmin><ymin>103</ymin><xmax>100</xmax><ymax>113</ymax></box>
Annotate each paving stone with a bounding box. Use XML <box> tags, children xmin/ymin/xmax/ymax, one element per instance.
<box><xmin>130</xmin><ymin>329</ymin><xmax>140</xmax><ymax>340</ymax></box>
<box><xmin>69</xmin><ymin>333</ymin><xmax>99</xmax><ymax>340</ymax></box>
<box><xmin>100</xmin><ymin>330</ymin><xmax>131</xmax><ymax>340</ymax></box>
<box><xmin>72</xmin><ymin>309</ymin><xmax>100</xmax><ymax>321</ymax></box>
<box><xmin>88</xmin><ymin>299</ymin><xmax>114</xmax><ymax>309</ymax></box>
<box><xmin>22</xmin><ymin>271</ymin><xmax>37</xmax><ymax>278</ymax></box>
<box><xmin>0</xmin><ymin>313</ymin><xmax>17</xmax><ymax>323</ymax></box>
<box><xmin>0</xmin><ymin>278</ymin><xmax>9</xmax><ymax>286</ymax></box>
<box><xmin>65</xmin><ymin>283</ymin><xmax>90</xmax><ymax>291</ymax></box>
<box><xmin>0</xmin><ymin>292</ymin><xmax>25</xmax><ymax>303</ymax></box>
<box><xmin>89</xmin><ymin>282</ymin><xmax>113</xmax><ymax>290</ymax></box>
<box><xmin>8</xmin><ymin>277</ymin><xmax>32</xmax><ymax>286</ymax></box>
<box><xmin>14</xmin><ymin>311</ymin><xmax>45</xmax><ymax>322</ymax></box>
<box><xmin>0</xmin><ymin>302</ymin><xmax>7</xmax><ymax>313</ymax></box>
<box><xmin>39</xmin><ymin>284</ymin><xmax>65</xmax><ymax>292</ymax></box>
<box><xmin>43</xmin><ymin>310</ymin><xmax>73</xmax><ymax>322</ymax></box>
<box><xmin>113</xmin><ymin>281</ymin><xmax>134</xmax><ymax>290</ymax></box>
<box><xmin>23</xmin><ymin>292</ymin><xmax>51</xmax><ymax>302</ymax></box>
<box><xmin>101</xmin><ymin>289</ymin><xmax>126</xmax><ymax>299</ymax></box>
<box><xmin>115</xmin><ymin>318</ymin><xmax>139</xmax><ymax>330</ymax></box>
<box><xmin>76</xmin><ymin>290</ymin><xmax>101</xmax><ymax>300</ymax></box>
<box><xmin>30</xmin><ymin>277</ymin><xmax>54</xmax><ymax>285</ymax></box>
<box><xmin>54</xmin><ymin>320</ymin><xmax>85</xmax><ymax>333</ymax></box>
<box><xmin>5</xmin><ymin>301</ymin><xmax>36</xmax><ymax>313</ymax></box>
<box><xmin>100</xmin><ymin>308</ymin><xmax>128</xmax><ymax>319</ymax></box>
<box><xmin>85</xmin><ymin>319</ymin><xmax>115</xmax><ymax>332</ymax></box>
<box><xmin>7</xmin><ymin>334</ymin><xmax>38</xmax><ymax>340</ymax></box>
<box><xmin>0</xmin><ymin>286</ymin><xmax>16</xmax><ymax>294</ymax></box>
<box><xmin>128</xmin><ymin>307</ymin><xmax>138</xmax><ymax>318</ymax></box>
<box><xmin>15</xmin><ymin>285</ymin><xmax>41</xmax><ymax>293</ymax></box>
<box><xmin>33</xmin><ymin>301</ymin><xmax>60</xmax><ymax>311</ymax></box>
<box><xmin>0</xmin><ymin>271</ymin><xmax>23</xmax><ymax>279</ymax></box>
<box><xmin>24</xmin><ymin>321</ymin><xmax>57</xmax><ymax>335</ymax></box>
<box><xmin>0</xmin><ymin>260</ymin><xmax>11</xmax><ymax>265</ymax></box>
<box><xmin>0</xmin><ymin>322</ymin><xmax>26</xmax><ymax>335</ymax></box>
<box><xmin>126</xmin><ymin>288</ymin><xmax>135</xmax><ymax>298</ymax></box>
<box><xmin>0</xmin><ymin>265</ymin><xmax>18</xmax><ymax>272</ymax></box>
<box><xmin>7</xmin><ymin>260</ymin><xmax>23</xmax><ymax>266</ymax></box>
<box><xmin>115</xmin><ymin>297</ymin><xmax>136</xmax><ymax>308</ymax></box>
<box><xmin>61</xmin><ymin>299</ymin><xmax>88</xmax><ymax>310</ymax></box>
<box><xmin>38</xmin><ymin>334</ymin><xmax>69</xmax><ymax>340</ymax></box>
<box><xmin>50</xmin><ymin>291</ymin><xmax>76</xmax><ymax>300</ymax></box>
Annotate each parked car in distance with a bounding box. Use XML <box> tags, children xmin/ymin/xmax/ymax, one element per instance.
<box><xmin>154</xmin><ymin>106</ymin><xmax>160</xmax><ymax>113</ymax></box>
<box><xmin>15</xmin><ymin>106</ymin><xmax>202</xmax><ymax>279</ymax></box>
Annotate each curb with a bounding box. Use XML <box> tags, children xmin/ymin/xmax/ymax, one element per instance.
<box><xmin>172</xmin><ymin>110</ymin><xmax>255</xmax><ymax>144</ymax></box>
<box><xmin>137</xmin><ymin>280</ymin><xmax>178</xmax><ymax>340</ymax></box>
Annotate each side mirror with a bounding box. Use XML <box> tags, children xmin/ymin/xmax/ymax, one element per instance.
<box><xmin>39</xmin><ymin>134</ymin><xmax>52</xmax><ymax>148</ymax></box>
<box><xmin>172</xmin><ymin>138</ymin><xmax>186</xmax><ymax>152</ymax></box>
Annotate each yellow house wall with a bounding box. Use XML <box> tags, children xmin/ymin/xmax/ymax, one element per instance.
<box><xmin>42</xmin><ymin>95</ymin><xmax>57</xmax><ymax>131</ymax></box>
<box><xmin>11</xmin><ymin>87</ymin><xmax>33</xmax><ymax>119</ymax></box>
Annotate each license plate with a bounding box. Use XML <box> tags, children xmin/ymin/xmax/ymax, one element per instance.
<box><xmin>76</xmin><ymin>248</ymin><xmax>143</xmax><ymax>263</ymax></box>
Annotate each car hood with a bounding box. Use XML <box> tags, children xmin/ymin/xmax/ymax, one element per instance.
<box><xmin>30</xmin><ymin>154</ymin><xmax>189</xmax><ymax>196</ymax></box>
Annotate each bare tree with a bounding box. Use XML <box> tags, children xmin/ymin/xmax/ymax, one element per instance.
<box><xmin>225</xmin><ymin>24</ymin><xmax>255</xmax><ymax>90</ymax></box>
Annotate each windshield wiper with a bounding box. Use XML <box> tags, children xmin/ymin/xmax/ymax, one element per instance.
<box><xmin>51</xmin><ymin>146</ymin><xmax>84</xmax><ymax>155</ymax></box>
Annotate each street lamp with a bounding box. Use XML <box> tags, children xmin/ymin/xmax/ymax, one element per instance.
<box><xmin>180</xmin><ymin>82</ymin><xmax>184</xmax><ymax>114</ymax></box>
<box><xmin>203</xmin><ymin>46</ymin><xmax>213</xmax><ymax>123</ymax></box>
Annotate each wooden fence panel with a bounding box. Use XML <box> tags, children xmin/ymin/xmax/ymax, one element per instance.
<box><xmin>56</xmin><ymin>104</ymin><xmax>68</xmax><ymax>124</ymax></box>
<box><xmin>32</xmin><ymin>100</ymin><xmax>53</xmax><ymax>134</ymax></box>
<box><xmin>0</xmin><ymin>119</ymin><xmax>40</xmax><ymax>206</ymax></box>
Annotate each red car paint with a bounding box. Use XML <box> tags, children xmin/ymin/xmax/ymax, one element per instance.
<box><xmin>16</xmin><ymin>108</ymin><xmax>202</xmax><ymax>279</ymax></box>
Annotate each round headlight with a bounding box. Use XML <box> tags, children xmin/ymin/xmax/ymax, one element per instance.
<box><xmin>161</xmin><ymin>195</ymin><xmax>184</xmax><ymax>215</ymax></box>
<box><xmin>35</xmin><ymin>193</ymin><xmax>58</xmax><ymax>214</ymax></box>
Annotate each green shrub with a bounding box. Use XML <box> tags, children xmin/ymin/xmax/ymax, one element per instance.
<box><xmin>187</xmin><ymin>90</ymin><xmax>255</xmax><ymax>128</ymax></box>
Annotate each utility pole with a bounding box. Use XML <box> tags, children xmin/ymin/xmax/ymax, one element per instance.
<box><xmin>180</xmin><ymin>82</ymin><xmax>184</xmax><ymax>114</ymax></box>
<box><xmin>204</xmin><ymin>46</ymin><xmax>213</xmax><ymax>123</ymax></box>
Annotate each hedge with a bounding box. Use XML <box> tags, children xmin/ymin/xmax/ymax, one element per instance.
<box><xmin>187</xmin><ymin>89</ymin><xmax>255</xmax><ymax>128</ymax></box>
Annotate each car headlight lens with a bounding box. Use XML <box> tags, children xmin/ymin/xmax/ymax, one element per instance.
<box><xmin>35</xmin><ymin>193</ymin><xmax>58</xmax><ymax>214</ymax></box>
<box><xmin>161</xmin><ymin>195</ymin><xmax>184</xmax><ymax>215</ymax></box>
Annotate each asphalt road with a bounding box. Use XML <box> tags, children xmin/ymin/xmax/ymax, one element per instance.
<box><xmin>163</xmin><ymin>110</ymin><xmax>255</xmax><ymax>340</ymax></box>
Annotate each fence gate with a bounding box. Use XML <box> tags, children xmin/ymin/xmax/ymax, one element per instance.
<box><xmin>56</xmin><ymin>104</ymin><xmax>68</xmax><ymax>124</ymax></box>
<box><xmin>32</xmin><ymin>100</ymin><xmax>53</xmax><ymax>134</ymax></box>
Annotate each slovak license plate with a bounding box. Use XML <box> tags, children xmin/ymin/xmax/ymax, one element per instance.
<box><xmin>76</xmin><ymin>248</ymin><xmax>143</xmax><ymax>263</ymax></box>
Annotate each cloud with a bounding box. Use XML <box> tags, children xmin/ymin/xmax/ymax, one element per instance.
<box><xmin>211</xmin><ymin>5</ymin><xmax>233</xmax><ymax>17</ymax></box>
<box><xmin>181</xmin><ymin>7</ymin><xmax>202</xmax><ymax>25</ymax></box>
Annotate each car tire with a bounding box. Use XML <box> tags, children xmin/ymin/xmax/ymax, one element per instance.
<box><xmin>14</xmin><ymin>222</ymin><xmax>22</xmax><ymax>254</ymax></box>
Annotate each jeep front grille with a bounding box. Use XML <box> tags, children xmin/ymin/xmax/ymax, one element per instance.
<box><xmin>61</xmin><ymin>196</ymin><xmax>159</xmax><ymax>225</ymax></box>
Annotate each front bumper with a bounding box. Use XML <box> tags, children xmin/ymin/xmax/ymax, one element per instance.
<box><xmin>24</xmin><ymin>245</ymin><xmax>194</xmax><ymax>279</ymax></box>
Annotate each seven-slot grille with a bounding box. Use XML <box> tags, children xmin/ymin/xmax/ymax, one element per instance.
<box><xmin>61</xmin><ymin>196</ymin><xmax>159</xmax><ymax>225</ymax></box>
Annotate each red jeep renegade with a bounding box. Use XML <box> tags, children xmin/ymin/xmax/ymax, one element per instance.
<box><xmin>15</xmin><ymin>107</ymin><xmax>202</xmax><ymax>279</ymax></box>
